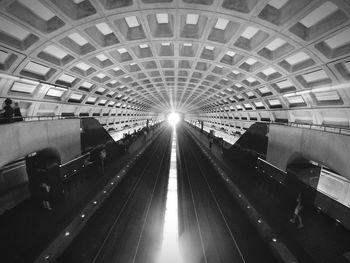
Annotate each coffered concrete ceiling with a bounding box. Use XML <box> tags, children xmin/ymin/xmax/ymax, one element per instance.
<box><xmin>0</xmin><ymin>0</ymin><xmax>350</xmax><ymax>127</ymax></box>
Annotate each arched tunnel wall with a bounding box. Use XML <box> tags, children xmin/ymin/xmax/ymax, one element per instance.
<box><xmin>266</xmin><ymin>125</ymin><xmax>350</xmax><ymax>180</ymax></box>
<box><xmin>0</xmin><ymin>119</ymin><xmax>81</xmax><ymax>168</ymax></box>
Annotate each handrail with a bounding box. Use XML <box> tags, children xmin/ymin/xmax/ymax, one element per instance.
<box><xmin>0</xmin><ymin>114</ymin><xmax>148</xmax><ymax>123</ymax></box>
<box><xmin>59</xmin><ymin>152</ymin><xmax>90</xmax><ymax>168</ymax></box>
<box><xmin>257</xmin><ymin>157</ymin><xmax>287</xmax><ymax>174</ymax></box>
<box><xmin>263</xmin><ymin>121</ymin><xmax>350</xmax><ymax>136</ymax></box>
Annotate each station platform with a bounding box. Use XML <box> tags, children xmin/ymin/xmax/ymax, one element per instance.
<box><xmin>0</xmin><ymin>131</ymin><xmax>155</xmax><ymax>263</ymax></box>
<box><xmin>187</xmin><ymin>123</ymin><xmax>350</xmax><ymax>263</ymax></box>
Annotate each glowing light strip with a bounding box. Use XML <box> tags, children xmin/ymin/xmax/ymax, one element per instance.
<box><xmin>158</xmin><ymin>129</ymin><xmax>183</xmax><ymax>263</ymax></box>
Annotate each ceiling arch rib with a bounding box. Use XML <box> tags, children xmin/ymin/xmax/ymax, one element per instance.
<box><xmin>0</xmin><ymin>0</ymin><xmax>349</xmax><ymax>128</ymax></box>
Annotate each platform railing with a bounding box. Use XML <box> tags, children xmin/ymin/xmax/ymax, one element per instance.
<box><xmin>0</xmin><ymin>115</ymin><xmax>144</xmax><ymax>121</ymax></box>
<box><xmin>267</xmin><ymin>121</ymin><xmax>350</xmax><ymax>136</ymax></box>
<box><xmin>0</xmin><ymin>115</ymin><xmax>146</xmax><ymax>132</ymax></box>
<box><xmin>3</xmin><ymin>115</ymin><xmax>350</xmax><ymax>135</ymax></box>
<box><xmin>0</xmin><ymin>115</ymin><xmax>76</xmax><ymax>123</ymax></box>
<box><xmin>198</xmin><ymin>120</ymin><xmax>350</xmax><ymax>136</ymax></box>
<box><xmin>59</xmin><ymin>152</ymin><xmax>91</xmax><ymax>181</ymax></box>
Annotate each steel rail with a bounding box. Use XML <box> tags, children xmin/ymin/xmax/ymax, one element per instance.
<box><xmin>131</xmin><ymin>132</ymin><xmax>172</xmax><ymax>263</ymax></box>
<box><xmin>186</xmin><ymin>134</ymin><xmax>246</xmax><ymax>263</ymax></box>
<box><xmin>90</xmin><ymin>128</ymin><xmax>169</xmax><ymax>263</ymax></box>
<box><xmin>177</xmin><ymin>129</ymin><xmax>209</xmax><ymax>263</ymax></box>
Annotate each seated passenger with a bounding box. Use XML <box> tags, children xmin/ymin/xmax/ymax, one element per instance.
<box><xmin>0</xmin><ymin>98</ymin><xmax>14</xmax><ymax>124</ymax></box>
<box><xmin>13</xmin><ymin>102</ymin><xmax>23</xmax><ymax>122</ymax></box>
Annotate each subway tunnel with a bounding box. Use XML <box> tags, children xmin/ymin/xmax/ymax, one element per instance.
<box><xmin>0</xmin><ymin>1</ymin><xmax>350</xmax><ymax>262</ymax></box>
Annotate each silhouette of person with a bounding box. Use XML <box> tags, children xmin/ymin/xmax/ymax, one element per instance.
<box><xmin>209</xmin><ymin>137</ymin><xmax>213</xmax><ymax>149</ymax></box>
<box><xmin>0</xmin><ymin>98</ymin><xmax>14</xmax><ymax>124</ymax></box>
<box><xmin>13</xmin><ymin>102</ymin><xmax>23</xmax><ymax>122</ymax></box>
<box><xmin>290</xmin><ymin>192</ymin><xmax>303</xmax><ymax>229</ymax></box>
<box><xmin>40</xmin><ymin>182</ymin><xmax>52</xmax><ymax>210</ymax></box>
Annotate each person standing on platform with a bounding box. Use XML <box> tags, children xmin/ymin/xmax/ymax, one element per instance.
<box><xmin>209</xmin><ymin>136</ymin><xmax>213</xmax><ymax>150</ymax></box>
<box><xmin>143</xmin><ymin>129</ymin><xmax>148</xmax><ymax>141</ymax></box>
<box><xmin>40</xmin><ymin>182</ymin><xmax>52</xmax><ymax>211</ymax></box>
<box><xmin>0</xmin><ymin>98</ymin><xmax>14</xmax><ymax>124</ymax></box>
<box><xmin>125</xmin><ymin>132</ymin><xmax>131</xmax><ymax>151</ymax></box>
<box><xmin>98</xmin><ymin>149</ymin><xmax>106</xmax><ymax>176</ymax></box>
<box><xmin>82</xmin><ymin>155</ymin><xmax>93</xmax><ymax>181</ymax></box>
<box><xmin>13</xmin><ymin>102</ymin><xmax>23</xmax><ymax>122</ymax></box>
<box><xmin>90</xmin><ymin>147</ymin><xmax>106</xmax><ymax>176</ymax></box>
<box><xmin>290</xmin><ymin>192</ymin><xmax>303</xmax><ymax>229</ymax></box>
<box><xmin>220</xmin><ymin>138</ymin><xmax>224</xmax><ymax>154</ymax></box>
<box><xmin>123</xmin><ymin>134</ymin><xmax>128</xmax><ymax>152</ymax></box>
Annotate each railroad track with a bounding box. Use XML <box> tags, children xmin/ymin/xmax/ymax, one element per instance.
<box><xmin>58</xmin><ymin>127</ymin><xmax>172</xmax><ymax>263</ymax></box>
<box><xmin>177</xmin><ymin>125</ymin><xmax>278</xmax><ymax>263</ymax></box>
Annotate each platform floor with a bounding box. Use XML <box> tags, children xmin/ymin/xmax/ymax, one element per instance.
<box><xmin>188</xmin><ymin>123</ymin><xmax>350</xmax><ymax>263</ymax></box>
<box><xmin>0</xmin><ymin>132</ymin><xmax>156</xmax><ymax>263</ymax></box>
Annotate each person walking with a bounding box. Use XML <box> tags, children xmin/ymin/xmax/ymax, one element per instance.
<box><xmin>290</xmin><ymin>192</ymin><xmax>303</xmax><ymax>229</ymax></box>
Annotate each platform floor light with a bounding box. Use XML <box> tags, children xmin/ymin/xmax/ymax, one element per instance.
<box><xmin>158</xmin><ymin>129</ymin><xmax>183</xmax><ymax>263</ymax></box>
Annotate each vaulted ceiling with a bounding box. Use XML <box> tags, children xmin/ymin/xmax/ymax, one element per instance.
<box><xmin>0</xmin><ymin>0</ymin><xmax>350</xmax><ymax>126</ymax></box>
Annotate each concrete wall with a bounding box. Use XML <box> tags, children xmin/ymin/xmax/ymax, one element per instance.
<box><xmin>266</xmin><ymin>125</ymin><xmax>350</xmax><ymax>180</ymax></box>
<box><xmin>0</xmin><ymin>119</ymin><xmax>81</xmax><ymax>167</ymax></box>
<box><xmin>0</xmin><ymin>160</ymin><xmax>29</xmax><ymax>214</ymax></box>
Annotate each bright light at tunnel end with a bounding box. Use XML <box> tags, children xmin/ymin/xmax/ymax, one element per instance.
<box><xmin>167</xmin><ymin>112</ymin><xmax>180</xmax><ymax>127</ymax></box>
